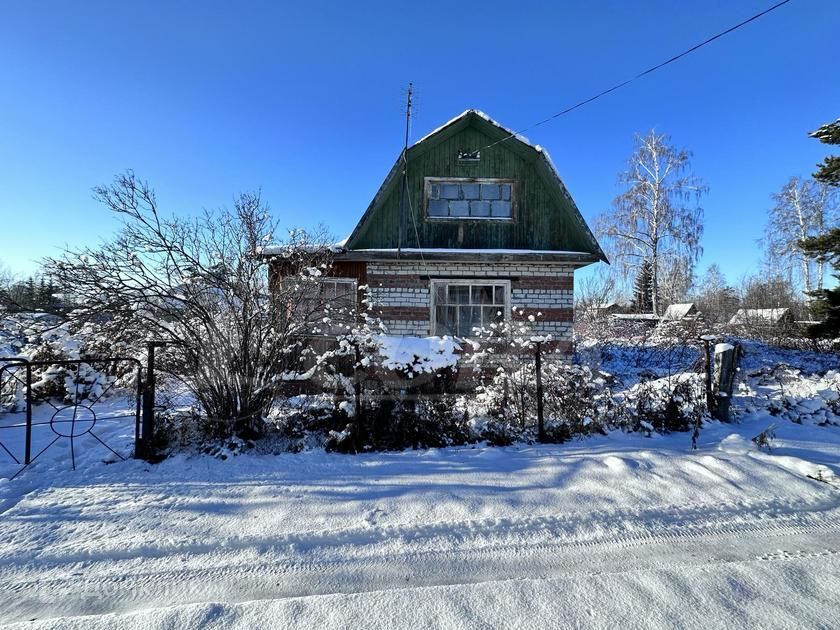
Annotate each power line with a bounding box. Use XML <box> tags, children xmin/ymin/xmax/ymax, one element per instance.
<box><xmin>480</xmin><ymin>0</ymin><xmax>794</xmax><ymax>151</ymax></box>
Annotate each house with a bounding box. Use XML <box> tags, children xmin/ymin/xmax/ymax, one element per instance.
<box><xmin>661</xmin><ymin>302</ymin><xmax>700</xmax><ymax>323</ymax></box>
<box><xmin>272</xmin><ymin>110</ymin><xmax>606</xmax><ymax>358</ymax></box>
<box><xmin>590</xmin><ymin>301</ymin><xmax>626</xmax><ymax>317</ymax></box>
<box><xmin>729</xmin><ymin>308</ymin><xmax>794</xmax><ymax>328</ymax></box>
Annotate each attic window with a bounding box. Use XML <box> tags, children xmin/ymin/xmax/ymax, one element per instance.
<box><xmin>425</xmin><ymin>177</ymin><xmax>514</xmax><ymax>220</ymax></box>
<box><xmin>457</xmin><ymin>150</ymin><xmax>481</xmax><ymax>163</ymax></box>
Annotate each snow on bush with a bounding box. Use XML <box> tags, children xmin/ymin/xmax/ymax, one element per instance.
<box><xmin>374</xmin><ymin>335</ymin><xmax>460</xmax><ymax>375</ymax></box>
<box><xmin>0</xmin><ymin>312</ymin><xmax>137</xmax><ymax>410</ymax></box>
<box><xmin>739</xmin><ymin>366</ymin><xmax>840</xmax><ymax>426</ymax></box>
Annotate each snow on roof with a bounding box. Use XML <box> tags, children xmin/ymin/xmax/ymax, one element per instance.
<box><xmin>413</xmin><ymin>109</ymin><xmax>536</xmax><ymax>150</ymax></box>
<box><xmin>729</xmin><ymin>308</ymin><xmax>792</xmax><ymax>325</ymax></box>
<box><xmin>661</xmin><ymin>303</ymin><xmax>696</xmax><ymax>321</ymax></box>
<box><xmin>349</xmin><ymin>248</ymin><xmax>593</xmax><ymax>256</ymax></box>
<box><xmin>259</xmin><ymin>243</ymin><xmax>345</xmax><ymax>256</ymax></box>
<box><xmin>611</xmin><ymin>313</ymin><xmax>660</xmax><ymax>321</ymax></box>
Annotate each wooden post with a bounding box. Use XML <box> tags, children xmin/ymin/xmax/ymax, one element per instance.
<box><xmin>353</xmin><ymin>342</ymin><xmax>362</xmax><ymax>452</ymax></box>
<box><xmin>535</xmin><ymin>341</ymin><xmax>545</xmax><ymax>442</ymax></box>
<box><xmin>713</xmin><ymin>342</ymin><xmax>739</xmax><ymax>422</ymax></box>
<box><xmin>140</xmin><ymin>342</ymin><xmax>157</xmax><ymax>459</ymax></box>
<box><xmin>134</xmin><ymin>366</ymin><xmax>143</xmax><ymax>459</ymax></box>
<box><xmin>700</xmin><ymin>336</ymin><xmax>715</xmax><ymax>415</ymax></box>
<box><xmin>24</xmin><ymin>363</ymin><xmax>32</xmax><ymax>465</ymax></box>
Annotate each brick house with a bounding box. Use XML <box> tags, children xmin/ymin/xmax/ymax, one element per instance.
<box><xmin>276</xmin><ymin>110</ymin><xmax>606</xmax><ymax>358</ymax></box>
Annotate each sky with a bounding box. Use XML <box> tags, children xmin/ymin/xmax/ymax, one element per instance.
<box><xmin>1</xmin><ymin>0</ymin><xmax>838</xmax><ymax>287</ymax></box>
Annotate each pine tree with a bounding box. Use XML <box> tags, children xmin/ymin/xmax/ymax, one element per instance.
<box><xmin>811</xmin><ymin>119</ymin><xmax>840</xmax><ymax>187</ymax></box>
<box><xmin>799</xmin><ymin>118</ymin><xmax>840</xmax><ymax>338</ymax></box>
<box><xmin>800</xmin><ymin>228</ymin><xmax>840</xmax><ymax>338</ymax></box>
<box><xmin>24</xmin><ymin>277</ymin><xmax>36</xmax><ymax>310</ymax></box>
<box><xmin>632</xmin><ymin>259</ymin><xmax>654</xmax><ymax>313</ymax></box>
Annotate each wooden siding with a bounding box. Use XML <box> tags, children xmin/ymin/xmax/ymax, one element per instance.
<box><xmin>351</xmin><ymin>124</ymin><xmax>595</xmax><ymax>253</ymax></box>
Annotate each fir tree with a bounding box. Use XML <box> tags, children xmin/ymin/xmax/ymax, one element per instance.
<box><xmin>810</xmin><ymin>119</ymin><xmax>840</xmax><ymax>187</ymax></box>
<box><xmin>799</xmin><ymin>228</ymin><xmax>840</xmax><ymax>338</ymax></box>
<box><xmin>799</xmin><ymin>118</ymin><xmax>840</xmax><ymax>338</ymax></box>
<box><xmin>632</xmin><ymin>259</ymin><xmax>654</xmax><ymax>313</ymax></box>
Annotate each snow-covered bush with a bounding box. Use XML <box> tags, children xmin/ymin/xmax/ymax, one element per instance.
<box><xmin>624</xmin><ymin>372</ymin><xmax>707</xmax><ymax>434</ymax></box>
<box><xmin>0</xmin><ymin>313</ymin><xmax>133</xmax><ymax>408</ymax></box>
<box><xmin>474</xmin><ymin>361</ymin><xmax>618</xmax><ymax>443</ymax></box>
<box><xmin>45</xmin><ymin>173</ymin><xmax>356</xmax><ymax>442</ymax></box>
<box><xmin>738</xmin><ymin>365</ymin><xmax>840</xmax><ymax>426</ymax></box>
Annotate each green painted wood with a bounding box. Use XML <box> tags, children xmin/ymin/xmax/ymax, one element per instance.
<box><xmin>350</xmin><ymin>113</ymin><xmax>599</xmax><ymax>255</ymax></box>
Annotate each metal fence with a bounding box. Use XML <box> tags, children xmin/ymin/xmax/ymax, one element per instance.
<box><xmin>0</xmin><ymin>357</ymin><xmax>143</xmax><ymax>479</ymax></box>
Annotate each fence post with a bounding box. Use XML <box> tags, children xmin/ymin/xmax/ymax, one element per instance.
<box><xmin>700</xmin><ymin>336</ymin><xmax>715</xmax><ymax>415</ymax></box>
<box><xmin>713</xmin><ymin>342</ymin><xmax>739</xmax><ymax>422</ymax></box>
<box><xmin>535</xmin><ymin>341</ymin><xmax>545</xmax><ymax>442</ymax></box>
<box><xmin>24</xmin><ymin>363</ymin><xmax>32</xmax><ymax>465</ymax></box>
<box><xmin>140</xmin><ymin>342</ymin><xmax>157</xmax><ymax>460</ymax></box>
<box><xmin>134</xmin><ymin>366</ymin><xmax>143</xmax><ymax>459</ymax></box>
<box><xmin>353</xmin><ymin>342</ymin><xmax>362</xmax><ymax>452</ymax></box>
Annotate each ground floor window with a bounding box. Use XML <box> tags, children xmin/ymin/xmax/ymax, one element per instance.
<box><xmin>431</xmin><ymin>279</ymin><xmax>509</xmax><ymax>337</ymax></box>
<box><xmin>284</xmin><ymin>276</ymin><xmax>358</xmax><ymax>334</ymax></box>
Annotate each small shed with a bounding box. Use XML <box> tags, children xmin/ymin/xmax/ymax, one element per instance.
<box><xmin>729</xmin><ymin>308</ymin><xmax>794</xmax><ymax>327</ymax></box>
<box><xmin>610</xmin><ymin>313</ymin><xmax>660</xmax><ymax>328</ymax></box>
<box><xmin>591</xmin><ymin>301</ymin><xmax>624</xmax><ymax>317</ymax></box>
<box><xmin>661</xmin><ymin>303</ymin><xmax>698</xmax><ymax>322</ymax></box>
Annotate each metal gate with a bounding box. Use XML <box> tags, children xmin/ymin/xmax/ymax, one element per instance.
<box><xmin>0</xmin><ymin>357</ymin><xmax>143</xmax><ymax>479</ymax></box>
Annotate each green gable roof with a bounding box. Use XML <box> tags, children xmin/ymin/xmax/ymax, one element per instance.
<box><xmin>343</xmin><ymin>110</ymin><xmax>607</xmax><ymax>263</ymax></box>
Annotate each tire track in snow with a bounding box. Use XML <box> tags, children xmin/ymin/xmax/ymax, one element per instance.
<box><xmin>2</xmin><ymin>497</ymin><xmax>840</xmax><ymax>622</ymax></box>
<box><xmin>3</xmin><ymin>493</ymin><xmax>836</xmax><ymax>566</ymax></box>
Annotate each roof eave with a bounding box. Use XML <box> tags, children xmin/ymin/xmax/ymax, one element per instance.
<box><xmin>334</xmin><ymin>248</ymin><xmax>601</xmax><ymax>266</ymax></box>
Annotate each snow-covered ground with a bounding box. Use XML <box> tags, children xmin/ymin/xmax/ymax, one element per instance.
<box><xmin>1</xmin><ymin>402</ymin><xmax>840</xmax><ymax>627</ymax></box>
<box><xmin>2</xmin><ymin>327</ymin><xmax>840</xmax><ymax>628</ymax></box>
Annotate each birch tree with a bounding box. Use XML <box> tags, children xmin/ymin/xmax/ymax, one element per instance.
<box><xmin>597</xmin><ymin>131</ymin><xmax>706</xmax><ymax>316</ymax></box>
<box><xmin>764</xmin><ymin>177</ymin><xmax>837</xmax><ymax>293</ymax></box>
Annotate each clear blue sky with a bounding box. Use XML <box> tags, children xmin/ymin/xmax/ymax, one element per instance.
<box><xmin>1</xmin><ymin>0</ymin><xmax>838</xmax><ymax>285</ymax></box>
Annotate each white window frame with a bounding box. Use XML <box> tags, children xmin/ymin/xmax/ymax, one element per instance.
<box><xmin>424</xmin><ymin>177</ymin><xmax>516</xmax><ymax>222</ymax></box>
<box><xmin>429</xmin><ymin>279</ymin><xmax>511</xmax><ymax>338</ymax></box>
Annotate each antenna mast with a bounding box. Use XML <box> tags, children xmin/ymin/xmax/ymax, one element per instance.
<box><xmin>397</xmin><ymin>82</ymin><xmax>413</xmax><ymax>258</ymax></box>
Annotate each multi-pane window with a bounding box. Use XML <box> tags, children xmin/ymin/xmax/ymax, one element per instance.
<box><xmin>425</xmin><ymin>178</ymin><xmax>514</xmax><ymax>219</ymax></box>
<box><xmin>314</xmin><ymin>279</ymin><xmax>357</xmax><ymax>309</ymax></box>
<box><xmin>288</xmin><ymin>277</ymin><xmax>357</xmax><ymax>334</ymax></box>
<box><xmin>432</xmin><ymin>280</ymin><xmax>509</xmax><ymax>337</ymax></box>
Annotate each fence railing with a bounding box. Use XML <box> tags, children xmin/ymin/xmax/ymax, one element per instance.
<box><xmin>0</xmin><ymin>356</ymin><xmax>143</xmax><ymax>478</ymax></box>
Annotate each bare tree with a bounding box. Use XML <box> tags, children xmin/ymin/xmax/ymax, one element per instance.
<box><xmin>739</xmin><ymin>273</ymin><xmax>805</xmax><ymax>317</ymax></box>
<box><xmin>574</xmin><ymin>267</ymin><xmax>620</xmax><ymax>323</ymax></box>
<box><xmin>657</xmin><ymin>256</ymin><xmax>694</xmax><ymax>310</ymax></box>
<box><xmin>46</xmin><ymin>172</ymin><xmax>345</xmax><ymax>438</ymax></box>
<box><xmin>0</xmin><ymin>262</ymin><xmax>15</xmax><ymax>309</ymax></box>
<box><xmin>692</xmin><ymin>264</ymin><xmax>738</xmax><ymax>325</ymax></box>
<box><xmin>764</xmin><ymin>177</ymin><xmax>837</xmax><ymax>294</ymax></box>
<box><xmin>597</xmin><ymin>131</ymin><xmax>706</xmax><ymax>316</ymax></box>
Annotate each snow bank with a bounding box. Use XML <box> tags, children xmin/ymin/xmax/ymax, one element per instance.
<box><xmin>13</xmin><ymin>554</ymin><xmax>840</xmax><ymax>630</ymax></box>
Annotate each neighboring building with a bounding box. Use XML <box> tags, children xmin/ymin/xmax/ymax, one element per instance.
<box><xmin>610</xmin><ymin>313</ymin><xmax>660</xmax><ymax>327</ymax></box>
<box><xmin>661</xmin><ymin>302</ymin><xmax>700</xmax><ymax>322</ymax></box>
<box><xmin>590</xmin><ymin>302</ymin><xmax>626</xmax><ymax>317</ymax></box>
<box><xmin>729</xmin><ymin>308</ymin><xmax>794</xmax><ymax>328</ymax></box>
<box><xmin>271</xmin><ymin>110</ymin><xmax>606</xmax><ymax>357</ymax></box>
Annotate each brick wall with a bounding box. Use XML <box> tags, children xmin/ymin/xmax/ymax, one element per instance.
<box><xmin>366</xmin><ymin>260</ymin><xmax>576</xmax><ymax>347</ymax></box>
